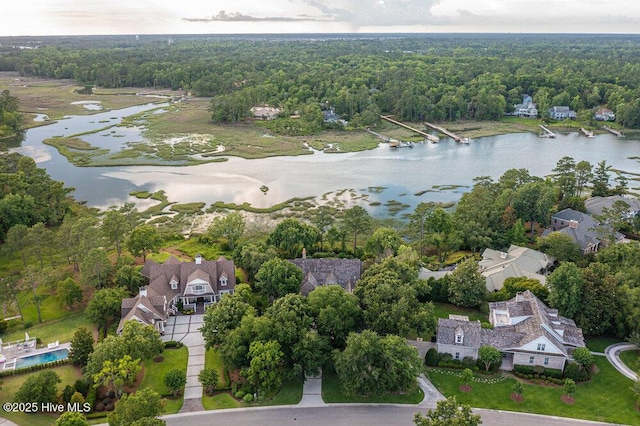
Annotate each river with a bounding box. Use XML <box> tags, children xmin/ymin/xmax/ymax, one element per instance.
<box><xmin>12</xmin><ymin>104</ymin><xmax>640</xmax><ymax>215</ymax></box>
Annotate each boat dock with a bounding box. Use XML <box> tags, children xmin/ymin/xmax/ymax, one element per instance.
<box><xmin>580</xmin><ymin>128</ymin><xmax>595</xmax><ymax>138</ymax></box>
<box><xmin>424</xmin><ymin>122</ymin><xmax>469</xmax><ymax>143</ymax></box>
<box><xmin>380</xmin><ymin>116</ymin><xmax>439</xmax><ymax>143</ymax></box>
<box><xmin>538</xmin><ymin>125</ymin><xmax>556</xmax><ymax>138</ymax></box>
<box><xmin>603</xmin><ymin>125</ymin><xmax>624</xmax><ymax>137</ymax></box>
<box><xmin>365</xmin><ymin>128</ymin><xmax>392</xmax><ymax>142</ymax></box>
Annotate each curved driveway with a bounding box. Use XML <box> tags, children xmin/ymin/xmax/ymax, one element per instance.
<box><xmin>605</xmin><ymin>343</ymin><xmax>639</xmax><ymax>381</ymax></box>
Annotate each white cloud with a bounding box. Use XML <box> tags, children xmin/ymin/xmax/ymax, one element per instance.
<box><xmin>1</xmin><ymin>0</ymin><xmax>639</xmax><ymax>35</ymax></box>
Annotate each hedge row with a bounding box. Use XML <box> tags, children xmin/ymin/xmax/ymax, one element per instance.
<box><xmin>0</xmin><ymin>358</ymin><xmax>70</xmax><ymax>378</ymax></box>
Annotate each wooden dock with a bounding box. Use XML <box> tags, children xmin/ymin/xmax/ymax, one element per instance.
<box><xmin>603</xmin><ymin>125</ymin><xmax>624</xmax><ymax>137</ymax></box>
<box><xmin>580</xmin><ymin>128</ymin><xmax>595</xmax><ymax>138</ymax></box>
<box><xmin>424</xmin><ymin>122</ymin><xmax>469</xmax><ymax>143</ymax></box>
<box><xmin>538</xmin><ymin>125</ymin><xmax>556</xmax><ymax>138</ymax></box>
<box><xmin>380</xmin><ymin>116</ymin><xmax>439</xmax><ymax>143</ymax></box>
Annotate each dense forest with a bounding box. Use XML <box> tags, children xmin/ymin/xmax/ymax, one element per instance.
<box><xmin>3</xmin><ymin>34</ymin><xmax>640</xmax><ymax>127</ymax></box>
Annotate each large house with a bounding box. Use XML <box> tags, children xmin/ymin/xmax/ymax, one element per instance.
<box><xmin>594</xmin><ymin>108</ymin><xmax>615</xmax><ymax>121</ymax></box>
<box><xmin>288</xmin><ymin>257</ymin><xmax>362</xmax><ymax>296</ymax></box>
<box><xmin>542</xmin><ymin>208</ymin><xmax>623</xmax><ymax>254</ymax></box>
<box><xmin>437</xmin><ymin>291</ymin><xmax>585</xmax><ymax>372</ymax></box>
<box><xmin>585</xmin><ymin>195</ymin><xmax>640</xmax><ymax>219</ymax></box>
<box><xmin>549</xmin><ymin>106</ymin><xmax>577</xmax><ymax>120</ymax></box>
<box><xmin>513</xmin><ymin>95</ymin><xmax>538</xmax><ymax>118</ymax></box>
<box><xmin>479</xmin><ymin>245</ymin><xmax>555</xmax><ymax>292</ymax></box>
<box><xmin>118</xmin><ymin>255</ymin><xmax>236</xmax><ymax>334</ymax></box>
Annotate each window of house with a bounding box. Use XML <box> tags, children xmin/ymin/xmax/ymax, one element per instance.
<box><xmin>220</xmin><ymin>277</ymin><xmax>228</xmax><ymax>286</ymax></box>
<box><xmin>544</xmin><ymin>357</ymin><xmax>549</xmax><ymax>365</ymax></box>
<box><xmin>537</xmin><ymin>343</ymin><xmax>546</xmax><ymax>351</ymax></box>
<box><xmin>455</xmin><ymin>334</ymin><xmax>463</xmax><ymax>344</ymax></box>
<box><xmin>455</xmin><ymin>352</ymin><xmax>460</xmax><ymax>360</ymax></box>
<box><xmin>171</xmin><ymin>282</ymin><xmax>177</xmax><ymax>290</ymax></box>
<box><xmin>529</xmin><ymin>356</ymin><xmax>534</xmax><ymax>364</ymax></box>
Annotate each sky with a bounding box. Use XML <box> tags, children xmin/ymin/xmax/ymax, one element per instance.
<box><xmin>1</xmin><ymin>0</ymin><xmax>639</xmax><ymax>36</ymax></box>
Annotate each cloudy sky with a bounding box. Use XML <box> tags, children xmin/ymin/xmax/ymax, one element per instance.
<box><xmin>2</xmin><ymin>0</ymin><xmax>639</xmax><ymax>36</ymax></box>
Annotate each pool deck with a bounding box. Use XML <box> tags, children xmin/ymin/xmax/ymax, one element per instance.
<box><xmin>0</xmin><ymin>341</ymin><xmax>70</xmax><ymax>371</ymax></box>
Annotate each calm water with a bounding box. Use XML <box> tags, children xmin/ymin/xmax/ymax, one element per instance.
<box><xmin>13</xmin><ymin>105</ymin><xmax>640</xmax><ymax>213</ymax></box>
<box><xmin>15</xmin><ymin>348</ymin><xmax>69</xmax><ymax>369</ymax></box>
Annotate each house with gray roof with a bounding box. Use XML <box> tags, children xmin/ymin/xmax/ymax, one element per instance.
<box><xmin>585</xmin><ymin>195</ymin><xmax>640</xmax><ymax>219</ymax></box>
<box><xmin>479</xmin><ymin>245</ymin><xmax>554</xmax><ymax>292</ymax></box>
<box><xmin>118</xmin><ymin>254</ymin><xmax>236</xmax><ymax>334</ymax></box>
<box><xmin>513</xmin><ymin>95</ymin><xmax>538</xmax><ymax>118</ymax></box>
<box><xmin>288</xmin><ymin>257</ymin><xmax>362</xmax><ymax>296</ymax></box>
<box><xmin>549</xmin><ymin>106</ymin><xmax>577</xmax><ymax>120</ymax></box>
<box><xmin>437</xmin><ymin>291</ymin><xmax>585</xmax><ymax>372</ymax></box>
<box><xmin>542</xmin><ymin>208</ymin><xmax>623</xmax><ymax>254</ymax></box>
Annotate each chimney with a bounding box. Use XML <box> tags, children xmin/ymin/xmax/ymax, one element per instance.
<box><xmin>302</xmin><ymin>248</ymin><xmax>307</xmax><ymax>259</ymax></box>
<box><xmin>568</xmin><ymin>220</ymin><xmax>578</xmax><ymax>229</ymax></box>
<box><xmin>195</xmin><ymin>254</ymin><xmax>202</xmax><ymax>265</ymax></box>
<box><xmin>139</xmin><ymin>287</ymin><xmax>147</xmax><ymax>297</ymax></box>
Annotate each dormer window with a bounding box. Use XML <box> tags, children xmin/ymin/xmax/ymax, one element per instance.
<box><xmin>171</xmin><ymin>282</ymin><xmax>178</xmax><ymax>290</ymax></box>
<box><xmin>220</xmin><ymin>276</ymin><xmax>228</xmax><ymax>286</ymax></box>
<box><xmin>455</xmin><ymin>333</ymin><xmax>463</xmax><ymax>344</ymax></box>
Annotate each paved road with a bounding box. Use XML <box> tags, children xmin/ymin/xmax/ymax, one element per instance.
<box><xmin>605</xmin><ymin>343</ymin><xmax>639</xmax><ymax>381</ymax></box>
<box><xmin>162</xmin><ymin>405</ymin><xmax>617</xmax><ymax>426</ymax></box>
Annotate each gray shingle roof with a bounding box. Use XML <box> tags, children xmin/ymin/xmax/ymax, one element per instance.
<box><xmin>288</xmin><ymin>258</ymin><xmax>362</xmax><ymax>294</ymax></box>
<box><xmin>486</xmin><ymin>291</ymin><xmax>585</xmax><ymax>354</ymax></box>
<box><xmin>437</xmin><ymin>318</ymin><xmax>482</xmax><ymax>348</ymax></box>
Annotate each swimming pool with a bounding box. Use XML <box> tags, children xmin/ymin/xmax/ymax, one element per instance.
<box><xmin>15</xmin><ymin>348</ymin><xmax>69</xmax><ymax>369</ymax></box>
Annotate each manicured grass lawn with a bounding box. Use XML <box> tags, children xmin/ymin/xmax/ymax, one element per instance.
<box><xmin>619</xmin><ymin>348</ymin><xmax>639</xmax><ymax>374</ymax></box>
<box><xmin>0</xmin><ymin>365</ymin><xmax>83</xmax><ymax>426</ymax></box>
<box><xmin>204</xmin><ymin>348</ymin><xmax>228</xmax><ymax>388</ymax></box>
<box><xmin>202</xmin><ymin>391</ymin><xmax>243</xmax><ymax>410</ymax></box>
<box><xmin>252</xmin><ymin>379</ymin><xmax>303</xmax><ymax>406</ymax></box>
<box><xmin>2</xmin><ymin>312</ymin><xmax>95</xmax><ymax>345</ymax></box>
<box><xmin>322</xmin><ymin>373</ymin><xmax>424</xmax><ymax>404</ymax></box>
<box><xmin>585</xmin><ymin>336</ymin><xmax>623</xmax><ymax>353</ymax></box>
<box><xmin>427</xmin><ymin>357</ymin><xmax>639</xmax><ymax>425</ymax></box>
<box><xmin>138</xmin><ymin>346</ymin><xmax>188</xmax><ymax>414</ymax></box>
<box><xmin>433</xmin><ymin>302</ymin><xmax>488</xmax><ymax>323</ymax></box>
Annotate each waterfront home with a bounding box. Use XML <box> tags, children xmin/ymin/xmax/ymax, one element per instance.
<box><xmin>437</xmin><ymin>291</ymin><xmax>585</xmax><ymax>372</ymax></box>
<box><xmin>288</xmin><ymin>257</ymin><xmax>362</xmax><ymax>296</ymax></box>
<box><xmin>542</xmin><ymin>208</ymin><xmax>624</xmax><ymax>254</ymax></box>
<box><xmin>594</xmin><ymin>107</ymin><xmax>616</xmax><ymax>121</ymax></box>
<box><xmin>549</xmin><ymin>106</ymin><xmax>577</xmax><ymax>120</ymax></box>
<box><xmin>513</xmin><ymin>95</ymin><xmax>538</xmax><ymax>118</ymax></box>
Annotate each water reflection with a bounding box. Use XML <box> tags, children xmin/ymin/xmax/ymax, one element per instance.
<box><xmin>11</xmin><ymin>103</ymin><xmax>640</xmax><ymax>214</ymax></box>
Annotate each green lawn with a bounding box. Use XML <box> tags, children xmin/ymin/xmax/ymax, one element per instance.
<box><xmin>202</xmin><ymin>391</ymin><xmax>243</xmax><ymax>410</ymax></box>
<box><xmin>322</xmin><ymin>373</ymin><xmax>424</xmax><ymax>404</ymax></box>
<box><xmin>433</xmin><ymin>302</ymin><xmax>488</xmax><ymax>323</ymax></box>
<box><xmin>252</xmin><ymin>379</ymin><xmax>303</xmax><ymax>406</ymax></box>
<box><xmin>427</xmin><ymin>357</ymin><xmax>638</xmax><ymax>425</ymax></box>
<box><xmin>139</xmin><ymin>346</ymin><xmax>189</xmax><ymax>414</ymax></box>
<box><xmin>2</xmin><ymin>312</ymin><xmax>95</xmax><ymax>345</ymax></box>
<box><xmin>619</xmin><ymin>348</ymin><xmax>639</xmax><ymax>374</ymax></box>
<box><xmin>0</xmin><ymin>365</ymin><xmax>83</xmax><ymax>426</ymax></box>
<box><xmin>204</xmin><ymin>348</ymin><xmax>228</xmax><ymax>388</ymax></box>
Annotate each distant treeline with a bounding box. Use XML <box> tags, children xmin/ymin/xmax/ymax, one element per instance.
<box><xmin>3</xmin><ymin>34</ymin><xmax>640</xmax><ymax>127</ymax></box>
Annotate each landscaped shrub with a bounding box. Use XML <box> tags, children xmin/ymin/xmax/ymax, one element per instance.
<box><xmin>74</xmin><ymin>378</ymin><xmax>91</xmax><ymax>397</ymax></box>
<box><xmin>439</xmin><ymin>352</ymin><xmax>453</xmax><ymax>362</ymax></box>
<box><xmin>243</xmin><ymin>393</ymin><xmax>253</xmax><ymax>402</ymax></box>
<box><xmin>425</xmin><ymin>348</ymin><xmax>439</xmax><ymax>367</ymax></box>
<box><xmin>0</xmin><ymin>319</ymin><xmax>7</xmax><ymax>334</ymax></box>
<box><xmin>514</xmin><ymin>365</ymin><xmax>534</xmax><ymax>375</ymax></box>
<box><xmin>564</xmin><ymin>363</ymin><xmax>580</xmax><ymax>381</ymax></box>
<box><xmin>235</xmin><ymin>390</ymin><xmax>245</xmax><ymax>399</ymax></box>
<box><xmin>544</xmin><ymin>368</ymin><xmax>563</xmax><ymax>379</ymax></box>
<box><xmin>62</xmin><ymin>385</ymin><xmax>76</xmax><ymax>403</ymax></box>
<box><xmin>462</xmin><ymin>357</ymin><xmax>476</xmax><ymax>368</ymax></box>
